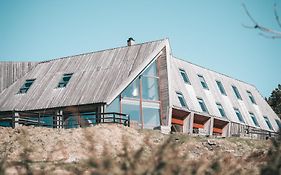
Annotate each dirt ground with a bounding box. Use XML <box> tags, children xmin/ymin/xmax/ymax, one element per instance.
<box><xmin>0</xmin><ymin>125</ymin><xmax>272</xmax><ymax>174</ymax></box>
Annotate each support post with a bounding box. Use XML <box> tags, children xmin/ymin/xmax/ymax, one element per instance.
<box><xmin>208</xmin><ymin>117</ymin><xmax>214</xmax><ymax>136</ymax></box>
<box><xmin>189</xmin><ymin>112</ymin><xmax>194</xmax><ymax>134</ymax></box>
<box><xmin>13</xmin><ymin>112</ymin><xmax>20</xmax><ymax>128</ymax></box>
<box><xmin>53</xmin><ymin>110</ymin><xmax>63</xmax><ymax>128</ymax></box>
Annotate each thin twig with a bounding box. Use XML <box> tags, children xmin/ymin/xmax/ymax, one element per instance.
<box><xmin>274</xmin><ymin>3</ymin><xmax>281</xmax><ymax>28</ymax></box>
<box><xmin>242</xmin><ymin>3</ymin><xmax>281</xmax><ymax>39</ymax></box>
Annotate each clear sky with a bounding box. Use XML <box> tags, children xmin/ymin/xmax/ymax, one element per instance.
<box><xmin>0</xmin><ymin>0</ymin><xmax>280</xmax><ymax>97</ymax></box>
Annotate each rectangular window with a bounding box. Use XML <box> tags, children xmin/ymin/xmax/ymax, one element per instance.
<box><xmin>232</xmin><ymin>85</ymin><xmax>242</xmax><ymax>100</ymax></box>
<box><xmin>142</xmin><ymin>76</ymin><xmax>159</xmax><ymax>101</ymax></box>
<box><xmin>197</xmin><ymin>98</ymin><xmax>208</xmax><ymax>113</ymax></box>
<box><xmin>179</xmin><ymin>69</ymin><xmax>191</xmax><ymax>84</ymax></box>
<box><xmin>57</xmin><ymin>73</ymin><xmax>73</xmax><ymax>88</ymax></box>
<box><xmin>142</xmin><ymin>107</ymin><xmax>160</xmax><ymax>129</ymax></box>
<box><xmin>198</xmin><ymin>75</ymin><xmax>209</xmax><ymax>89</ymax></box>
<box><xmin>176</xmin><ymin>92</ymin><xmax>187</xmax><ymax>108</ymax></box>
<box><xmin>249</xmin><ymin>112</ymin><xmax>259</xmax><ymax>127</ymax></box>
<box><xmin>216</xmin><ymin>103</ymin><xmax>226</xmax><ymax>117</ymax></box>
<box><xmin>234</xmin><ymin>108</ymin><xmax>245</xmax><ymax>123</ymax></box>
<box><xmin>275</xmin><ymin>119</ymin><xmax>281</xmax><ymax>130</ymax></box>
<box><xmin>18</xmin><ymin>79</ymin><xmax>35</xmax><ymax>94</ymax></box>
<box><xmin>264</xmin><ymin>116</ymin><xmax>273</xmax><ymax>130</ymax></box>
<box><xmin>247</xmin><ymin>91</ymin><xmax>256</xmax><ymax>104</ymax></box>
<box><xmin>216</xmin><ymin>80</ymin><xmax>227</xmax><ymax>95</ymax></box>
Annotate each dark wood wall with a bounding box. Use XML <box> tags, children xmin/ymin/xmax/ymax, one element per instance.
<box><xmin>158</xmin><ymin>48</ymin><xmax>170</xmax><ymax>126</ymax></box>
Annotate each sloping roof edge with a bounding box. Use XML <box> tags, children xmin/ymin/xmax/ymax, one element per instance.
<box><xmin>106</xmin><ymin>39</ymin><xmax>169</xmax><ymax>105</ymax></box>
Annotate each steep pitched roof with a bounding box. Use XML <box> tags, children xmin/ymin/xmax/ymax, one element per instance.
<box><xmin>170</xmin><ymin>56</ymin><xmax>280</xmax><ymax>131</ymax></box>
<box><xmin>0</xmin><ymin>39</ymin><xmax>167</xmax><ymax>111</ymax></box>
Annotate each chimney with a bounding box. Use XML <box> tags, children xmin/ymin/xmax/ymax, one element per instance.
<box><xmin>127</xmin><ymin>37</ymin><xmax>135</xmax><ymax>46</ymax></box>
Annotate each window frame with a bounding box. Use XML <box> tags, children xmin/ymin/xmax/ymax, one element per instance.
<box><xmin>179</xmin><ymin>68</ymin><xmax>191</xmax><ymax>84</ymax></box>
<box><xmin>176</xmin><ymin>92</ymin><xmax>188</xmax><ymax>108</ymax></box>
<box><xmin>216</xmin><ymin>80</ymin><xmax>227</xmax><ymax>96</ymax></box>
<box><xmin>216</xmin><ymin>103</ymin><xmax>226</xmax><ymax>118</ymax></box>
<box><xmin>18</xmin><ymin>79</ymin><xmax>36</xmax><ymax>94</ymax></box>
<box><xmin>264</xmin><ymin>116</ymin><xmax>273</xmax><ymax>130</ymax></box>
<box><xmin>234</xmin><ymin>108</ymin><xmax>245</xmax><ymax>123</ymax></box>
<box><xmin>57</xmin><ymin>73</ymin><xmax>73</xmax><ymax>88</ymax></box>
<box><xmin>232</xmin><ymin>85</ymin><xmax>242</xmax><ymax>100</ymax></box>
<box><xmin>249</xmin><ymin>112</ymin><xmax>259</xmax><ymax>127</ymax></box>
<box><xmin>197</xmin><ymin>97</ymin><xmax>209</xmax><ymax>113</ymax></box>
<box><xmin>198</xmin><ymin>75</ymin><xmax>209</xmax><ymax>90</ymax></box>
<box><xmin>247</xmin><ymin>90</ymin><xmax>256</xmax><ymax>104</ymax></box>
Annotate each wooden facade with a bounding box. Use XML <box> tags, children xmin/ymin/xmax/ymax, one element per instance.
<box><xmin>0</xmin><ymin>38</ymin><xmax>280</xmax><ymax>137</ymax></box>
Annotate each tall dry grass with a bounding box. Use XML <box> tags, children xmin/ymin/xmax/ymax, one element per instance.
<box><xmin>0</xmin><ymin>127</ymin><xmax>279</xmax><ymax>175</ymax></box>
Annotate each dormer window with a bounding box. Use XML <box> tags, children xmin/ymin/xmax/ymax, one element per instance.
<box><xmin>18</xmin><ymin>79</ymin><xmax>35</xmax><ymax>94</ymax></box>
<box><xmin>57</xmin><ymin>73</ymin><xmax>73</xmax><ymax>88</ymax></box>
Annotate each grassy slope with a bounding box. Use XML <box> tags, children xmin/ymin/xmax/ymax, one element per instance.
<box><xmin>0</xmin><ymin>125</ymin><xmax>272</xmax><ymax>175</ymax></box>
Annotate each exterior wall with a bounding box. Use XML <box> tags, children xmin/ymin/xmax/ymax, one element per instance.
<box><xmin>157</xmin><ymin>47</ymin><xmax>170</xmax><ymax>126</ymax></box>
<box><xmin>0</xmin><ymin>62</ymin><xmax>37</xmax><ymax>93</ymax></box>
<box><xmin>170</xmin><ymin>56</ymin><xmax>281</xmax><ymax>133</ymax></box>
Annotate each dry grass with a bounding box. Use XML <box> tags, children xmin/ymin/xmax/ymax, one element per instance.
<box><xmin>0</xmin><ymin>125</ymin><xmax>279</xmax><ymax>175</ymax></box>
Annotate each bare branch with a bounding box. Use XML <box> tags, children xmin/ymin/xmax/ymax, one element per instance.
<box><xmin>242</xmin><ymin>3</ymin><xmax>281</xmax><ymax>39</ymax></box>
<box><xmin>274</xmin><ymin>3</ymin><xmax>281</xmax><ymax>28</ymax></box>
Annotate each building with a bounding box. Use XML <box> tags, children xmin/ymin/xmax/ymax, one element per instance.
<box><xmin>0</xmin><ymin>38</ymin><xmax>280</xmax><ymax>138</ymax></box>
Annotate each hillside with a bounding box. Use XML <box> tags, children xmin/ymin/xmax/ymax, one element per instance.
<box><xmin>0</xmin><ymin>125</ymin><xmax>275</xmax><ymax>175</ymax></box>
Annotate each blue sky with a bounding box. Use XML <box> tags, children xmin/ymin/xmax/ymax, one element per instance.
<box><xmin>0</xmin><ymin>0</ymin><xmax>280</xmax><ymax>97</ymax></box>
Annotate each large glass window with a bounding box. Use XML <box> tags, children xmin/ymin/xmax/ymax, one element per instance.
<box><xmin>122</xmin><ymin>101</ymin><xmax>141</xmax><ymax>123</ymax></box>
<box><xmin>234</xmin><ymin>108</ymin><xmax>245</xmax><ymax>123</ymax></box>
<box><xmin>247</xmin><ymin>91</ymin><xmax>256</xmax><ymax>104</ymax></box>
<box><xmin>216</xmin><ymin>103</ymin><xmax>226</xmax><ymax>118</ymax></box>
<box><xmin>176</xmin><ymin>92</ymin><xmax>187</xmax><ymax>108</ymax></box>
<box><xmin>143</xmin><ymin>61</ymin><xmax>157</xmax><ymax>76</ymax></box>
<box><xmin>264</xmin><ymin>116</ymin><xmax>273</xmax><ymax>130</ymax></box>
<box><xmin>143</xmin><ymin>107</ymin><xmax>160</xmax><ymax>129</ymax></box>
<box><xmin>18</xmin><ymin>79</ymin><xmax>35</xmax><ymax>94</ymax></box>
<box><xmin>179</xmin><ymin>69</ymin><xmax>191</xmax><ymax>84</ymax></box>
<box><xmin>107</xmin><ymin>96</ymin><xmax>120</xmax><ymax>112</ymax></box>
<box><xmin>216</xmin><ymin>80</ymin><xmax>227</xmax><ymax>95</ymax></box>
<box><xmin>197</xmin><ymin>98</ymin><xmax>208</xmax><ymax>113</ymax></box>
<box><xmin>232</xmin><ymin>85</ymin><xmax>242</xmax><ymax>100</ymax></box>
<box><xmin>198</xmin><ymin>75</ymin><xmax>209</xmax><ymax>90</ymax></box>
<box><xmin>249</xmin><ymin>112</ymin><xmax>259</xmax><ymax>127</ymax></box>
<box><xmin>142</xmin><ymin>76</ymin><xmax>159</xmax><ymax>101</ymax></box>
<box><xmin>122</xmin><ymin>78</ymin><xmax>140</xmax><ymax>99</ymax></box>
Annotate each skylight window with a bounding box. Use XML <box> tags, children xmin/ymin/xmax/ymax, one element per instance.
<box><xmin>216</xmin><ymin>103</ymin><xmax>226</xmax><ymax>118</ymax></box>
<box><xmin>179</xmin><ymin>69</ymin><xmax>191</xmax><ymax>84</ymax></box>
<box><xmin>216</xmin><ymin>80</ymin><xmax>226</xmax><ymax>95</ymax></box>
<box><xmin>176</xmin><ymin>92</ymin><xmax>187</xmax><ymax>108</ymax></box>
<box><xmin>234</xmin><ymin>108</ymin><xmax>245</xmax><ymax>123</ymax></box>
<box><xmin>275</xmin><ymin>119</ymin><xmax>281</xmax><ymax>130</ymax></box>
<box><xmin>232</xmin><ymin>85</ymin><xmax>242</xmax><ymax>100</ymax></box>
<box><xmin>57</xmin><ymin>73</ymin><xmax>73</xmax><ymax>88</ymax></box>
<box><xmin>247</xmin><ymin>91</ymin><xmax>256</xmax><ymax>104</ymax></box>
<box><xmin>18</xmin><ymin>79</ymin><xmax>35</xmax><ymax>94</ymax></box>
<box><xmin>197</xmin><ymin>98</ymin><xmax>208</xmax><ymax>113</ymax></box>
<box><xmin>264</xmin><ymin>116</ymin><xmax>273</xmax><ymax>130</ymax></box>
<box><xmin>249</xmin><ymin>112</ymin><xmax>259</xmax><ymax>127</ymax></box>
<box><xmin>198</xmin><ymin>75</ymin><xmax>208</xmax><ymax>90</ymax></box>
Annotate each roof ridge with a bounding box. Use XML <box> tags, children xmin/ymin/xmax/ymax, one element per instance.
<box><xmin>39</xmin><ymin>38</ymin><xmax>167</xmax><ymax>64</ymax></box>
<box><xmin>172</xmin><ymin>56</ymin><xmax>257</xmax><ymax>88</ymax></box>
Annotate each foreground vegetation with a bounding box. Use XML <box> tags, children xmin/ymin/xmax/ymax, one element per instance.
<box><xmin>0</xmin><ymin>125</ymin><xmax>280</xmax><ymax>175</ymax></box>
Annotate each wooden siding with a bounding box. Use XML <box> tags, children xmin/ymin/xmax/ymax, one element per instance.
<box><xmin>0</xmin><ymin>40</ymin><xmax>166</xmax><ymax>112</ymax></box>
<box><xmin>170</xmin><ymin>56</ymin><xmax>281</xmax><ymax>132</ymax></box>
<box><xmin>0</xmin><ymin>62</ymin><xmax>37</xmax><ymax>93</ymax></box>
<box><xmin>157</xmin><ymin>47</ymin><xmax>170</xmax><ymax>126</ymax></box>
